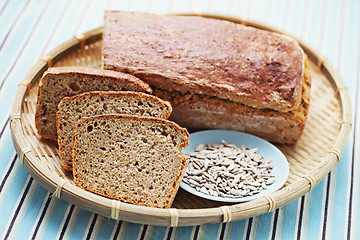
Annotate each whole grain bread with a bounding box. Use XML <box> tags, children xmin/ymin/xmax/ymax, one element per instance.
<box><xmin>102</xmin><ymin>11</ymin><xmax>311</xmax><ymax>144</ymax></box>
<box><xmin>35</xmin><ymin>66</ymin><xmax>152</xmax><ymax>140</ymax></box>
<box><xmin>57</xmin><ymin>91</ymin><xmax>172</xmax><ymax>170</ymax></box>
<box><xmin>72</xmin><ymin>114</ymin><xmax>189</xmax><ymax>208</ymax></box>
<box><xmin>154</xmin><ymin>59</ymin><xmax>312</xmax><ymax>144</ymax></box>
<box><xmin>103</xmin><ymin>11</ymin><xmax>305</xmax><ymax>113</ymax></box>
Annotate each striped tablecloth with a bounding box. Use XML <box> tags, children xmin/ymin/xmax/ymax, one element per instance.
<box><xmin>0</xmin><ymin>0</ymin><xmax>358</xmax><ymax>239</ymax></box>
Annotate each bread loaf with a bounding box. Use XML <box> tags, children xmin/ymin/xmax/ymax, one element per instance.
<box><xmin>103</xmin><ymin>11</ymin><xmax>311</xmax><ymax>143</ymax></box>
<box><xmin>72</xmin><ymin>114</ymin><xmax>189</xmax><ymax>208</ymax></box>
<box><xmin>57</xmin><ymin>91</ymin><xmax>172</xmax><ymax>170</ymax></box>
<box><xmin>35</xmin><ymin>66</ymin><xmax>152</xmax><ymax>140</ymax></box>
<box><xmin>154</xmin><ymin>60</ymin><xmax>311</xmax><ymax>144</ymax></box>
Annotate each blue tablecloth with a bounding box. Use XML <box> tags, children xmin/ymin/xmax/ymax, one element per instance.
<box><xmin>0</xmin><ymin>0</ymin><xmax>358</xmax><ymax>239</ymax></box>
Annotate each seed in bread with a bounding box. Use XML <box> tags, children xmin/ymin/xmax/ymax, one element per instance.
<box><xmin>72</xmin><ymin>114</ymin><xmax>189</xmax><ymax>208</ymax></box>
<box><xmin>57</xmin><ymin>91</ymin><xmax>172</xmax><ymax>170</ymax></box>
<box><xmin>35</xmin><ymin>66</ymin><xmax>152</xmax><ymax>140</ymax></box>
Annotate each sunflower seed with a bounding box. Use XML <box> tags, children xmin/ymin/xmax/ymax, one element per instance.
<box><xmin>203</xmin><ymin>159</ymin><xmax>211</xmax><ymax>170</ymax></box>
<box><xmin>267</xmin><ymin>177</ymin><xmax>275</xmax><ymax>185</ymax></box>
<box><xmin>183</xmin><ymin>141</ymin><xmax>275</xmax><ymax>198</ymax></box>
<box><xmin>194</xmin><ymin>169</ymin><xmax>205</xmax><ymax>175</ymax></box>
<box><xmin>195</xmin><ymin>144</ymin><xmax>206</xmax><ymax>151</ymax></box>
<box><xmin>189</xmin><ymin>176</ymin><xmax>203</xmax><ymax>181</ymax></box>
<box><xmin>229</xmin><ymin>189</ymin><xmax>244</xmax><ymax>197</ymax></box>
<box><xmin>188</xmin><ymin>179</ymin><xmax>200</xmax><ymax>186</ymax></box>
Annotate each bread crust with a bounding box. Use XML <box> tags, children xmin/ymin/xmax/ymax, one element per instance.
<box><xmin>103</xmin><ymin>11</ymin><xmax>305</xmax><ymax>112</ymax></box>
<box><xmin>153</xmin><ymin>58</ymin><xmax>311</xmax><ymax>144</ymax></box>
<box><xmin>58</xmin><ymin>90</ymin><xmax>172</xmax><ymax>119</ymax></box>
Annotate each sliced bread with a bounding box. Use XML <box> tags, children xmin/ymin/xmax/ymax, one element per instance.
<box><xmin>57</xmin><ymin>91</ymin><xmax>172</xmax><ymax>170</ymax></box>
<box><xmin>72</xmin><ymin>114</ymin><xmax>189</xmax><ymax>208</ymax></box>
<box><xmin>35</xmin><ymin>66</ymin><xmax>152</xmax><ymax>140</ymax></box>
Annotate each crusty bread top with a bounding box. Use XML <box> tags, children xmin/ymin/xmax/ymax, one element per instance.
<box><xmin>58</xmin><ymin>90</ymin><xmax>172</xmax><ymax>119</ymax></box>
<box><xmin>103</xmin><ymin>11</ymin><xmax>305</xmax><ymax>112</ymax></box>
<box><xmin>41</xmin><ymin>66</ymin><xmax>152</xmax><ymax>93</ymax></box>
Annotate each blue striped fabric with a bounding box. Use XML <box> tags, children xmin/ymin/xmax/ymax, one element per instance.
<box><xmin>0</xmin><ymin>0</ymin><xmax>358</xmax><ymax>239</ymax></box>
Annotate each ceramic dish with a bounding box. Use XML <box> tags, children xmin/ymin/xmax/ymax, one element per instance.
<box><xmin>180</xmin><ymin>130</ymin><xmax>289</xmax><ymax>202</ymax></box>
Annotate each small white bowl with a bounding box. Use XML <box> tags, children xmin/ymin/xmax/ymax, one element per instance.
<box><xmin>180</xmin><ymin>130</ymin><xmax>289</xmax><ymax>203</ymax></box>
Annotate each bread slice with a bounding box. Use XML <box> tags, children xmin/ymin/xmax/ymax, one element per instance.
<box><xmin>72</xmin><ymin>114</ymin><xmax>189</xmax><ymax>208</ymax></box>
<box><xmin>57</xmin><ymin>91</ymin><xmax>172</xmax><ymax>170</ymax></box>
<box><xmin>35</xmin><ymin>66</ymin><xmax>152</xmax><ymax>140</ymax></box>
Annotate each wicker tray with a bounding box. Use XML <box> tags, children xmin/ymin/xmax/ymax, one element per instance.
<box><xmin>10</xmin><ymin>14</ymin><xmax>352</xmax><ymax>226</ymax></box>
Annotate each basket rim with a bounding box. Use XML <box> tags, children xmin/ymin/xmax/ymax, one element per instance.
<box><xmin>9</xmin><ymin>13</ymin><xmax>352</xmax><ymax>226</ymax></box>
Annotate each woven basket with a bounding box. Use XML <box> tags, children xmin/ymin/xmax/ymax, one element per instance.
<box><xmin>10</xmin><ymin>14</ymin><xmax>352</xmax><ymax>226</ymax></box>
